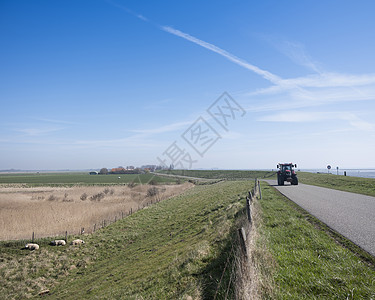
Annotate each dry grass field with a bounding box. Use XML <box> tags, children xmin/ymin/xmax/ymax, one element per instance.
<box><xmin>0</xmin><ymin>183</ymin><xmax>193</xmax><ymax>240</ymax></box>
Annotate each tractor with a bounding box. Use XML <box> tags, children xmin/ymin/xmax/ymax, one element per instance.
<box><xmin>277</xmin><ymin>163</ymin><xmax>298</xmax><ymax>185</ymax></box>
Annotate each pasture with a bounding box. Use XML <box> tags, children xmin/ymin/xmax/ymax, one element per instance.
<box><xmin>0</xmin><ymin>172</ymin><xmax>178</xmax><ymax>186</ymax></box>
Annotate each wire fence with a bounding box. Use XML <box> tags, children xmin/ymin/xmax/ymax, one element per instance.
<box><xmin>213</xmin><ymin>178</ymin><xmax>262</xmax><ymax>299</ymax></box>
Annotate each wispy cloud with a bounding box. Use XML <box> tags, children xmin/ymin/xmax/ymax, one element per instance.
<box><xmin>109</xmin><ymin>3</ymin><xmax>375</xmax><ymax>134</ymax></box>
<box><xmin>105</xmin><ymin>0</ymin><xmax>150</xmax><ymax>22</ymax></box>
<box><xmin>32</xmin><ymin>118</ymin><xmax>78</xmax><ymax>125</ymax></box>
<box><xmin>72</xmin><ymin>135</ymin><xmax>161</xmax><ymax>149</ymax></box>
<box><xmin>129</xmin><ymin>120</ymin><xmax>193</xmax><ymax>134</ymax></box>
<box><xmin>285</xmin><ymin>41</ymin><xmax>322</xmax><ymax>73</ymax></box>
<box><xmin>160</xmin><ymin>25</ymin><xmax>375</xmax><ymax>130</ymax></box>
<box><xmin>258</xmin><ymin>111</ymin><xmax>375</xmax><ymax>131</ymax></box>
<box><xmin>143</xmin><ymin>98</ymin><xmax>173</xmax><ymax>110</ymax></box>
<box><xmin>13</xmin><ymin>127</ymin><xmax>65</xmax><ymax>136</ymax></box>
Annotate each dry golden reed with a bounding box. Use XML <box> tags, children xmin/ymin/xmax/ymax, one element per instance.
<box><xmin>0</xmin><ymin>183</ymin><xmax>192</xmax><ymax>240</ymax></box>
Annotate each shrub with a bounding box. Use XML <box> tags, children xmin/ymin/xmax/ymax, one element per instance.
<box><xmin>90</xmin><ymin>193</ymin><xmax>105</xmax><ymax>201</ymax></box>
<box><xmin>147</xmin><ymin>187</ymin><xmax>159</xmax><ymax>197</ymax></box>
<box><xmin>48</xmin><ymin>195</ymin><xmax>58</xmax><ymax>201</ymax></box>
<box><xmin>102</xmin><ymin>188</ymin><xmax>114</xmax><ymax>195</ymax></box>
<box><xmin>80</xmin><ymin>193</ymin><xmax>88</xmax><ymax>201</ymax></box>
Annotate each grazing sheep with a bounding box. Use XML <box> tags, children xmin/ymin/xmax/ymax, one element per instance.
<box><xmin>71</xmin><ymin>239</ymin><xmax>85</xmax><ymax>245</ymax></box>
<box><xmin>50</xmin><ymin>240</ymin><xmax>66</xmax><ymax>246</ymax></box>
<box><xmin>25</xmin><ymin>243</ymin><xmax>39</xmax><ymax>250</ymax></box>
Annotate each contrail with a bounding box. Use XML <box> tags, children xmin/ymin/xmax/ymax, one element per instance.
<box><xmin>161</xmin><ymin>26</ymin><xmax>281</xmax><ymax>85</ymax></box>
<box><xmin>106</xmin><ymin>1</ymin><xmax>281</xmax><ymax>85</ymax></box>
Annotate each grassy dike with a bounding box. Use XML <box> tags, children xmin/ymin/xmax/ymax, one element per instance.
<box><xmin>298</xmin><ymin>172</ymin><xmax>375</xmax><ymax>197</ymax></box>
<box><xmin>256</xmin><ymin>183</ymin><xmax>375</xmax><ymax>299</ymax></box>
<box><xmin>9</xmin><ymin>181</ymin><xmax>250</xmax><ymax>299</ymax></box>
<box><xmin>157</xmin><ymin>169</ymin><xmax>276</xmax><ymax>180</ymax></box>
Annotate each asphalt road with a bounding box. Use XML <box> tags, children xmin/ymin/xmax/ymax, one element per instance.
<box><xmin>265</xmin><ymin>180</ymin><xmax>375</xmax><ymax>257</ymax></box>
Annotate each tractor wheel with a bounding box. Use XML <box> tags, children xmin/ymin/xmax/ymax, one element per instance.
<box><xmin>292</xmin><ymin>177</ymin><xmax>299</xmax><ymax>185</ymax></box>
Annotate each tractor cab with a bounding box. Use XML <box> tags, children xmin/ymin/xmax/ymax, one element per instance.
<box><xmin>277</xmin><ymin>163</ymin><xmax>298</xmax><ymax>185</ymax></box>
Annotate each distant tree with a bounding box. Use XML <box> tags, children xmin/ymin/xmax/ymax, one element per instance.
<box><xmin>99</xmin><ymin>168</ymin><xmax>108</xmax><ymax>175</ymax></box>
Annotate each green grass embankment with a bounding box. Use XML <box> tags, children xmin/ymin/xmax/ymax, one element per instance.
<box><xmin>0</xmin><ymin>181</ymin><xmax>251</xmax><ymax>299</ymax></box>
<box><xmin>256</xmin><ymin>183</ymin><xmax>375</xmax><ymax>299</ymax></box>
<box><xmin>298</xmin><ymin>172</ymin><xmax>375</xmax><ymax>197</ymax></box>
<box><xmin>157</xmin><ymin>169</ymin><xmax>276</xmax><ymax>180</ymax></box>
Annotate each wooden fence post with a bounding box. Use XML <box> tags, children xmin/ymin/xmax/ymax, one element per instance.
<box><xmin>238</xmin><ymin>227</ymin><xmax>247</xmax><ymax>256</ymax></box>
<box><xmin>32</xmin><ymin>232</ymin><xmax>34</xmax><ymax>243</ymax></box>
<box><xmin>246</xmin><ymin>197</ymin><xmax>251</xmax><ymax>224</ymax></box>
<box><xmin>65</xmin><ymin>231</ymin><xmax>68</xmax><ymax>242</ymax></box>
<box><xmin>258</xmin><ymin>180</ymin><xmax>262</xmax><ymax>199</ymax></box>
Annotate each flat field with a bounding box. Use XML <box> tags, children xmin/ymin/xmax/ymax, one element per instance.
<box><xmin>0</xmin><ymin>173</ymin><xmax>191</xmax><ymax>240</ymax></box>
<box><xmin>0</xmin><ymin>172</ymin><xmax>177</xmax><ymax>186</ymax></box>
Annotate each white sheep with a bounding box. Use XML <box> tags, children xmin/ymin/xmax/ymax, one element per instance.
<box><xmin>50</xmin><ymin>240</ymin><xmax>66</xmax><ymax>246</ymax></box>
<box><xmin>71</xmin><ymin>239</ymin><xmax>85</xmax><ymax>245</ymax></box>
<box><xmin>25</xmin><ymin>243</ymin><xmax>39</xmax><ymax>250</ymax></box>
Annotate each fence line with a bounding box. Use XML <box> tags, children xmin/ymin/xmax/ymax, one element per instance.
<box><xmin>239</xmin><ymin>178</ymin><xmax>261</xmax><ymax>256</ymax></box>
<box><xmin>214</xmin><ymin>178</ymin><xmax>262</xmax><ymax>298</ymax></box>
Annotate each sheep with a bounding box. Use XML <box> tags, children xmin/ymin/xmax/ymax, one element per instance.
<box><xmin>25</xmin><ymin>243</ymin><xmax>39</xmax><ymax>250</ymax></box>
<box><xmin>50</xmin><ymin>240</ymin><xmax>66</xmax><ymax>246</ymax></box>
<box><xmin>71</xmin><ymin>239</ymin><xmax>85</xmax><ymax>245</ymax></box>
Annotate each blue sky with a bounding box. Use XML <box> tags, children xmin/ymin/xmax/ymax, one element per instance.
<box><xmin>1</xmin><ymin>0</ymin><xmax>374</xmax><ymax>170</ymax></box>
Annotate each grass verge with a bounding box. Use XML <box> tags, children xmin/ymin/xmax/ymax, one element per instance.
<box><xmin>298</xmin><ymin>172</ymin><xmax>375</xmax><ymax>197</ymax></box>
<box><xmin>256</xmin><ymin>183</ymin><xmax>375</xmax><ymax>299</ymax></box>
<box><xmin>0</xmin><ymin>181</ymin><xmax>251</xmax><ymax>299</ymax></box>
